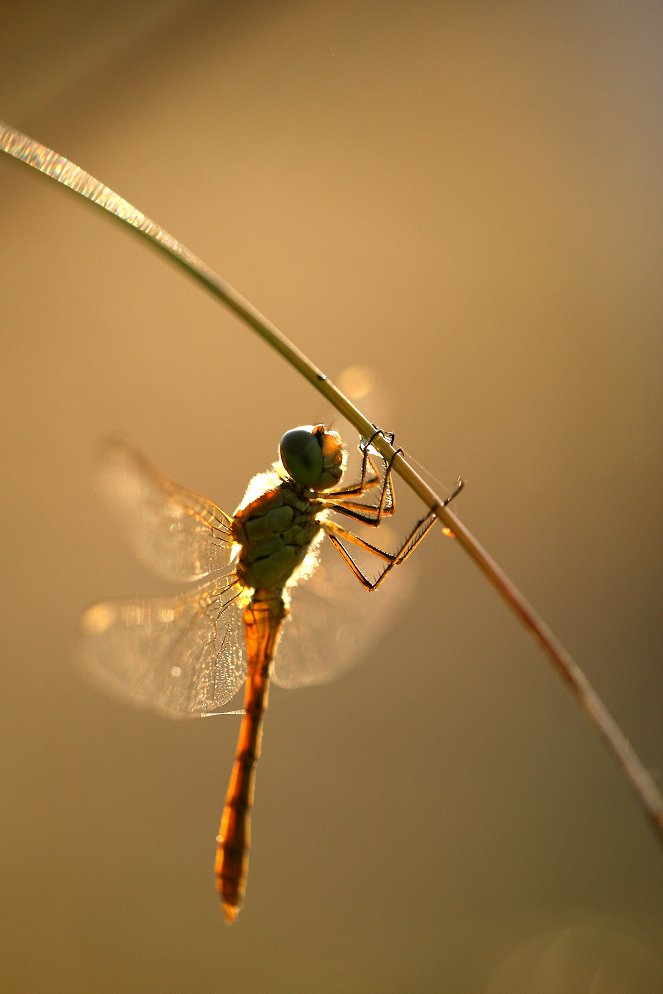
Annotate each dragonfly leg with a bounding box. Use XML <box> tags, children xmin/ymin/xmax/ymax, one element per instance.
<box><xmin>320</xmin><ymin>432</ymin><xmax>401</xmax><ymax>525</ymax></box>
<box><xmin>322</xmin><ymin>510</ymin><xmax>431</xmax><ymax>591</ymax></box>
<box><xmin>324</xmin><ymin>428</ymin><xmax>393</xmax><ymax>499</ymax></box>
<box><xmin>322</xmin><ymin>477</ymin><xmax>464</xmax><ymax>590</ymax></box>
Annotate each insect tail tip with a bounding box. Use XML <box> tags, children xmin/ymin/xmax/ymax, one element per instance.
<box><xmin>223</xmin><ymin>901</ymin><xmax>240</xmax><ymax>925</ymax></box>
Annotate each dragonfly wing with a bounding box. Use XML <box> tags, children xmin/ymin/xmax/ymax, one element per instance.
<box><xmin>272</xmin><ymin>534</ymin><xmax>414</xmax><ymax>689</ymax></box>
<box><xmin>78</xmin><ymin>576</ymin><xmax>247</xmax><ymax>718</ymax></box>
<box><xmin>98</xmin><ymin>437</ymin><xmax>235</xmax><ymax>583</ymax></box>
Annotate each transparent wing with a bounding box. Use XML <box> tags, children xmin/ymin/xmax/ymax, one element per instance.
<box><xmin>98</xmin><ymin>437</ymin><xmax>235</xmax><ymax>583</ymax></box>
<box><xmin>272</xmin><ymin>529</ymin><xmax>414</xmax><ymax>689</ymax></box>
<box><xmin>78</xmin><ymin>576</ymin><xmax>247</xmax><ymax>718</ymax></box>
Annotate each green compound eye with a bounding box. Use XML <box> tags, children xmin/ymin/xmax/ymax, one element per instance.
<box><xmin>279</xmin><ymin>426</ymin><xmax>324</xmax><ymax>487</ymax></box>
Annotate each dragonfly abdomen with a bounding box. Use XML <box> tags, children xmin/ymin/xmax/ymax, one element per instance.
<box><xmin>215</xmin><ymin>594</ymin><xmax>287</xmax><ymax>923</ymax></box>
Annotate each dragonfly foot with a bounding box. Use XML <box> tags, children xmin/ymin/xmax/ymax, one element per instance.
<box><xmin>439</xmin><ymin>477</ymin><xmax>464</xmax><ymax>507</ymax></box>
<box><xmin>359</xmin><ymin>426</ymin><xmax>396</xmax><ymax>453</ymax></box>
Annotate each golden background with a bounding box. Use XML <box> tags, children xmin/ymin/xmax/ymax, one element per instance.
<box><xmin>1</xmin><ymin>2</ymin><xmax>662</xmax><ymax>991</ymax></box>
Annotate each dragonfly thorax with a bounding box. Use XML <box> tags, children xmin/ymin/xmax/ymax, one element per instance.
<box><xmin>231</xmin><ymin>482</ymin><xmax>322</xmax><ymax>594</ymax></box>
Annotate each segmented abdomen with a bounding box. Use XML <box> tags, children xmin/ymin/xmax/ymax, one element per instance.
<box><xmin>215</xmin><ymin>595</ymin><xmax>286</xmax><ymax>923</ymax></box>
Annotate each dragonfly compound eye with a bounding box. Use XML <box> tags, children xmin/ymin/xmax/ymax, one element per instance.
<box><xmin>279</xmin><ymin>426</ymin><xmax>324</xmax><ymax>488</ymax></box>
<box><xmin>280</xmin><ymin>425</ymin><xmax>345</xmax><ymax>491</ymax></box>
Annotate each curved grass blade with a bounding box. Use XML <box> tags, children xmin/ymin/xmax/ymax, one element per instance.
<box><xmin>2</xmin><ymin>120</ymin><xmax>661</xmax><ymax>841</ymax></box>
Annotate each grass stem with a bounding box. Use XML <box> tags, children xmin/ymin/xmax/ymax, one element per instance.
<box><xmin>2</xmin><ymin>121</ymin><xmax>661</xmax><ymax>840</ymax></box>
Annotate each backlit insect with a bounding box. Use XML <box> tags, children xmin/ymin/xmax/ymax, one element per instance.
<box><xmin>80</xmin><ymin>426</ymin><xmax>463</xmax><ymax>922</ymax></box>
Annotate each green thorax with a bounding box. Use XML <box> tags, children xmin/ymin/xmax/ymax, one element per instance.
<box><xmin>232</xmin><ymin>481</ymin><xmax>321</xmax><ymax>594</ymax></box>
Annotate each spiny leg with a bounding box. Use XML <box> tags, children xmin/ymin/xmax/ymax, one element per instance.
<box><xmin>324</xmin><ymin>428</ymin><xmax>395</xmax><ymax>499</ymax></box>
<box><xmin>323</xmin><ymin>478</ymin><xmax>464</xmax><ymax>591</ymax></box>
<box><xmin>323</xmin><ymin>513</ymin><xmax>435</xmax><ymax>591</ymax></box>
<box><xmin>320</xmin><ymin>431</ymin><xmax>401</xmax><ymax>526</ymax></box>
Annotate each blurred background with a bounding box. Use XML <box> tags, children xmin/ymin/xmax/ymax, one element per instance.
<box><xmin>1</xmin><ymin>1</ymin><xmax>662</xmax><ymax>991</ymax></box>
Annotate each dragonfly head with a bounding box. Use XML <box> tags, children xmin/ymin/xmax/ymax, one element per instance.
<box><xmin>279</xmin><ymin>424</ymin><xmax>344</xmax><ymax>491</ymax></box>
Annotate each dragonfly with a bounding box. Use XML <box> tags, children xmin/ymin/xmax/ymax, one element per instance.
<box><xmin>79</xmin><ymin>424</ymin><xmax>463</xmax><ymax>923</ymax></box>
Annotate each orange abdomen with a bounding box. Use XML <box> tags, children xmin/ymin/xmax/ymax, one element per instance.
<box><xmin>215</xmin><ymin>595</ymin><xmax>286</xmax><ymax>923</ymax></box>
